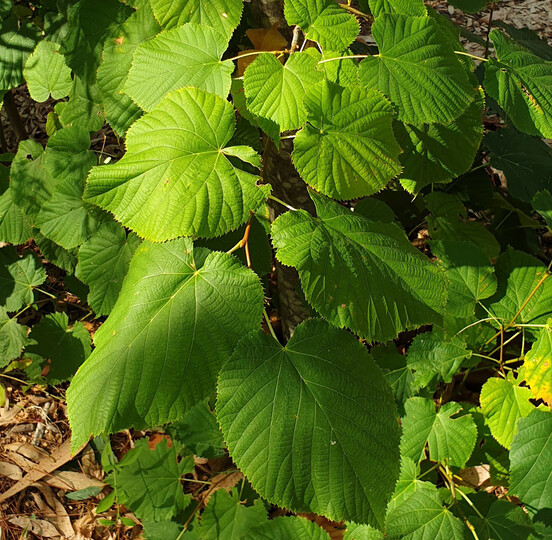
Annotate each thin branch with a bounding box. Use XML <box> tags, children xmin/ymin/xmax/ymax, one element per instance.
<box><xmin>290</xmin><ymin>25</ymin><xmax>301</xmax><ymax>52</ymax></box>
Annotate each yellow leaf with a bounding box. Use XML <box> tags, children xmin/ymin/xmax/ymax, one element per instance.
<box><xmin>237</xmin><ymin>23</ymin><xmax>287</xmax><ymax>76</ymax></box>
<box><xmin>523</xmin><ymin>322</ymin><xmax>552</xmax><ymax>406</ymax></box>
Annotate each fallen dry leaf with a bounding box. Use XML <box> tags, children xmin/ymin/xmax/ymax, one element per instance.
<box><xmin>9</xmin><ymin>516</ymin><xmax>61</xmax><ymax>537</ymax></box>
<box><xmin>46</xmin><ymin>470</ymin><xmax>105</xmax><ymax>491</ymax></box>
<box><xmin>0</xmin><ymin>460</ymin><xmax>22</xmax><ymax>480</ymax></box>
<box><xmin>237</xmin><ymin>23</ymin><xmax>287</xmax><ymax>76</ymax></box>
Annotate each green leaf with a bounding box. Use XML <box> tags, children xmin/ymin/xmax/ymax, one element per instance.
<box><xmin>67</xmin><ymin>238</ymin><xmax>264</xmax><ymax>450</ymax></box>
<box><xmin>371</xmin><ymin>344</ymin><xmax>414</xmax><ymax>415</ymax></box>
<box><xmin>385</xmin><ymin>488</ymin><xmax>469</xmax><ymax>539</ymax></box>
<box><xmin>168</xmin><ymin>399</ymin><xmax>225</xmax><ymax>459</ymax></box>
<box><xmin>149</xmin><ymin>0</ymin><xmax>243</xmax><ymax>38</ymax></box>
<box><xmin>85</xmin><ymin>87</ymin><xmax>269</xmax><ymax>241</ymax></box>
<box><xmin>0</xmin><ymin>247</ymin><xmax>46</xmax><ymax>312</ymax></box>
<box><xmin>0</xmin><ymin>182</ymin><xmax>33</xmax><ymax>245</ymax></box>
<box><xmin>271</xmin><ymin>192</ymin><xmax>446</xmax><ymax>342</ymax></box>
<box><xmin>217</xmin><ymin>318</ymin><xmax>401</xmax><ymax>527</ymax></box>
<box><xmin>10</xmin><ymin>140</ymin><xmax>56</xmax><ymax>220</ymax></box>
<box><xmin>97</xmin><ymin>1</ymin><xmax>161</xmax><ymax>136</ymax></box>
<box><xmin>395</xmin><ymin>91</ymin><xmax>484</xmax><ymax>194</ymax></box>
<box><xmin>484</xmin><ymin>29</ymin><xmax>552</xmax><ymax>138</ymax></box>
<box><xmin>0</xmin><ymin>307</ymin><xmax>27</xmax><ymax>367</ymax></box>
<box><xmin>369</xmin><ymin>0</ymin><xmax>426</xmax><ymax>18</ymax></box>
<box><xmin>494</xmin><ymin>21</ymin><xmax>552</xmax><ymax>62</ymax></box>
<box><xmin>36</xmin><ymin>127</ymin><xmax>100</xmax><ymax>249</ymax></box>
<box><xmin>314</xmin><ymin>50</ymin><xmax>359</xmax><ymax>87</ymax></box>
<box><xmin>23</xmin><ymin>41</ymin><xmax>72</xmax><ymax>102</ymax></box>
<box><xmin>243</xmin><ymin>52</ymin><xmax>323</xmax><ymax>133</ymax></box>
<box><xmin>425</xmin><ymin>192</ymin><xmax>500</xmax><ymax>260</ymax></box>
<box><xmin>190</xmin><ymin>489</ymin><xmax>267</xmax><ymax>539</ymax></box>
<box><xmin>533</xmin><ymin>190</ymin><xmax>552</xmax><ymax>229</ymax></box>
<box><xmin>143</xmin><ymin>521</ymin><xmax>183</xmax><ymax>540</ymax></box>
<box><xmin>61</xmin><ymin>0</ymin><xmax>133</xmax><ymax>83</ymax></box>
<box><xmin>107</xmin><ymin>438</ymin><xmax>193</xmax><ymax>522</ymax></box>
<box><xmin>76</xmin><ymin>221</ymin><xmax>141</xmax><ymax>316</ymax></box>
<box><xmin>406</xmin><ymin>329</ymin><xmax>472</xmax><ymax>392</ymax></box>
<box><xmin>244</xmin><ymin>515</ymin><xmax>331</xmax><ymax>539</ymax></box>
<box><xmin>479</xmin><ymin>377</ymin><xmax>534</xmax><ymax>449</ymax></box>
<box><xmin>509</xmin><ymin>409</ymin><xmax>552</xmax><ymax>512</ymax></box>
<box><xmin>400</xmin><ymin>397</ymin><xmax>477</xmax><ymax>467</ymax></box>
<box><xmin>387</xmin><ymin>458</ymin><xmax>435</xmax><ymax>512</ymax></box>
<box><xmin>25</xmin><ymin>312</ymin><xmax>91</xmax><ymax>383</ymax></box>
<box><xmin>0</xmin><ymin>16</ymin><xmax>41</xmax><ymax>89</ymax></box>
<box><xmin>487</xmin><ymin>247</ymin><xmax>552</xmax><ymax>328</ymax></box>
<box><xmin>484</xmin><ymin>126</ymin><xmax>552</xmax><ymax>203</ymax></box>
<box><xmin>523</xmin><ymin>322</ymin><xmax>552</xmax><ymax>404</ymax></box>
<box><xmin>431</xmin><ymin>240</ymin><xmax>497</xmax><ymax>319</ymax></box>
<box><xmin>56</xmin><ymin>77</ymin><xmax>105</xmax><ymax>132</ymax></box>
<box><xmin>344</xmin><ymin>522</ymin><xmax>383</xmax><ymax>540</ymax></box>
<box><xmin>359</xmin><ymin>14</ymin><xmax>474</xmax><ymax>124</ymax></box>
<box><xmin>466</xmin><ymin>496</ymin><xmax>535</xmax><ymax>540</ymax></box>
<box><xmin>284</xmin><ymin>0</ymin><xmax>359</xmax><ymax>51</ymax></box>
<box><xmin>292</xmin><ymin>80</ymin><xmax>402</xmax><ymax>199</ymax></box>
<box><xmin>34</xmin><ymin>233</ymin><xmax>78</xmax><ymax>273</ymax></box>
<box><xmin>124</xmin><ymin>23</ymin><xmax>234</xmax><ymax>112</ymax></box>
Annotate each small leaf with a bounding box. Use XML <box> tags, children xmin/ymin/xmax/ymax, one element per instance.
<box><xmin>406</xmin><ymin>329</ymin><xmax>472</xmax><ymax>392</ymax></box>
<box><xmin>359</xmin><ymin>14</ymin><xmax>474</xmax><ymax>124</ymax></box>
<box><xmin>271</xmin><ymin>192</ymin><xmax>446</xmax><ymax>342</ymax></box>
<box><xmin>292</xmin><ymin>80</ymin><xmax>402</xmax><ymax>199</ymax></box>
<box><xmin>0</xmin><ymin>179</ymin><xmax>33</xmax><ymax>245</ymax></box>
<box><xmin>533</xmin><ymin>190</ymin><xmax>552</xmax><ymax>229</ymax></box>
<box><xmin>243</xmin><ymin>52</ymin><xmax>323</xmax><ymax>133</ymax></box>
<box><xmin>0</xmin><ymin>247</ymin><xmax>46</xmax><ymax>312</ymax></box>
<box><xmin>23</xmin><ymin>41</ymin><xmax>72</xmax><ymax>102</ymax></box>
<box><xmin>97</xmin><ymin>1</ymin><xmax>161</xmax><ymax>135</ymax></box>
<box><xmin>217</xmin><ymin>319</ymin><xmax>401</xmax><ymax>527</ymax></box>
<box><xmin>85</xmin><ymin>87</ymin><xmax>269</xmax><ymax>241</ymax></box>
<box><xmin>149</xmin><ymin>0</ymin><xmax>243</xmax><ymax>38</ymax></box>
<box><xmin>523</xmin><ymin>322</ymin><xmax>552</xmax><ymax>405</ymax></box>
<box><xmin>124</xmin><ymin>23</ymin><xmax>234</xmax><ymax>112</ymax></box>
<box><xmin>400</xmin><ymin>397</ymin><xmax>477</xmax><ymax>467</ymax></box>
<box><xmin>67</xmin><ymin>239</ymin><xmax>264</xmax><ymax>451</ymax></box>
<box><xmin>26</xmin><ymin>312</ymin><xmax>91</xmax><ymax>383</ymax></box>
<box><xmin>76</xmin><ymin>221</ymin><xmax>140</xmax><ymax>316</ymax></box>
<box><xmin>509</xmin><ymin>409</ymin><xmax>552</xmax><ymax>512</ymax></box>
<box><xmin>479</xmin><ymin>377</ymin><xmax>534</xmax><ymax>449</ymax></box>
<box><xmin>0</xmin><ymin>307</ymin><xmax>27</xmax><ymax>367</ymax></box>
<box><xmin>107</xmin><ymin>438</ymin><xmax>193</xmax><ymax>522</ymax></box>
<box><xmin>284</xmin><ymin>0</ymin><xmax>359</xmax><ymax>50</ymax></box>
<box><xmin>484</xmin><ymin>29</ymin><xmax>552</xmax><ymax>138</ymax></box>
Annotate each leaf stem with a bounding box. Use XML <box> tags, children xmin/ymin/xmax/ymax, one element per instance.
<box><xmin>263</xmin><ymin>307</ymin><xmax>279</xmax><ymax>342</ymax></box>
<box><xmin>226</xmin><ymin>49</ymin><xmax>291</xmax><ymax>62</ymax></box>
<box><xmin>339</xmin><ymin>3</ymin><xmax>372</xmax><ymax>20</ymax></box>
<box><xmin>35</xmin><ymin>288</ymin><xmax>57</xmax><ymax>299</ymax></box>
<box><xmin>454</xmin><ymin>50</ymin><xmax>489</xmax><ymax>62</ymax></box>
<box><xmin>268</xmin><ymin>194</ymin><xmax>297</xmax><ymax>211</ymax></box>
<box><xmin>317</xmin><ymin>54</ymin><xmax>369</xmax><ymax>65</ymax></box>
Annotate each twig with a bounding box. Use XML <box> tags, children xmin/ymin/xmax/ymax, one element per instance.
<box><xmin>339</xmin><ymin>2</ymin><xmax>372</xmax><ymax>20</ymax></box>
<box><xmin>290</xmin><ymin>26</ymin><xmax>301</xmax><ymax>52</ymax></box>
<box><xmin>484</xmin><ymin>3</ymin><xmax>495</xmax><ymax>58</ymax></box>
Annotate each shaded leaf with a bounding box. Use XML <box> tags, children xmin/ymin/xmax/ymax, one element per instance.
<box><xmin>245</xmin><ymin>515</ymin><xmax>331</xmax><ymax>539</ymax></box>
<box><xmin>0</xmin><ymin>307</ymin><xmax>27</xmax><ymax>367</ymax></box>
<box><xmin>523</xmin><ymin>321</ymin><xmax>552</xmax><ymax>404</ymax></box>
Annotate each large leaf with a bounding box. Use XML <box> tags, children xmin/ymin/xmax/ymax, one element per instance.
<box><xmin>61</xmin><ymin>0</ymin><xmax>133</xmax><ymax>83</ymax></box>
<box><xmin>523</xmin><ymin>322</ymin><xmax>552</xmax><ymax>405</ymax></box>
<box><xmin>484</xmin><ymin>29</ymin><xmax>552</xmax><ymax>138</ymax></box>
<box><xmin>35</xmin><ymin>233</ymin><xmax>78</xmax><ymax>274</ymax></box>
<box><xmin>292</xmin><ymin>80</ymin><xmax>402</xmax><ymax>199</ymax></box>
<box><xmin>243</xmin><ymin>52</ymin><xmax>323</xmax><ymax>133</ymax></box>
<box><xmin>10</xmin><ymin>140</ymin><xmax>56</xmax><ymax>220</ymax></box>
<box><xmin>23</xmin><ymin>41</ymin><xmax>72</xmax><ymax>102</ymax></box>
<box><xmin>494</xmin><ymin>21</ymin><xmax>552</xmax><ymax>62</ymax></box>
<box><xmin>359</xmin><ymin>14</ymin><xmax>474</xmax><ymax>124</ymax></box>
<box><xmin>0</xmin><ymin>16</ymin><xmax>40</xmax><ymax>89</ymax></box>
<box><xmin>124</xmin><ymin>23</ymin><xmax>234</xmax><ymax>112</ymax></box>
<box><xmin>217</xmin><ymin>319</ymin><xmax>401</xmax><ymax>527</ymax></box>
<box><xmin>487</xmin><ymin>247</ymin><xmax>552</xmax><ymax>328</ymax></box>
<box><xmin>284</xmin><ymin>0</ymin><xmax>359</xmax><ymax>50</ymax></box>
<box><xmin>55</xmin><ymin>77</ymin><xmax>105</xmax><ymax>133</ymax></box>
<box><xmin>432</xmin><ymin>240</ymin><xmax>497</xmax><ymax>319</ymax></box>
<box><xmin>0</xmin><ymin>307</ymin><xmax>27</xmax><ymax>367</ymax></box>
<box><xmin>106</xmin><ymin>438</ymin><xmax>194</xmax><ymax>522</ymax></box>
<box><xmin>479</xmin><ymin>377</ymin><xmax>534</xmax><ymax>449</ymax></box>
<box><xmin>67</xmin><ymin>238</ymin><xmax>264</xmax><ymax>450</ymax></box>
<box><xmin>188</xmin><ymin>489</ymin><xmax>267</xmax><ymax>538</ymax></box>
<box><xmin>97</xmin><ymin>1</ymin><xmax>161</xmax><ymax>136</ymax></box>
<box><xmin>368</xmin><ymin>0</ymin><xmax>426</xmax><ymax>18</ymax></box>
<box><xmin>509</xmin><ymin>409</ymin><xmax>552</xmax><ymax>512</ymax></box>
<box><xmin>76</xmin><ymin>221</ymin><xmax>141</xmax><ymax>316</ymax></box>
<box><xmin>400</xmin><ymin>397</ymin><xmax>477</xmax><ymax>468</ymax></box>
<box><xmin>0</xmin><ymin>174</ymin><xmax>32</xmax><ymax>245</ymax></box>
<box><xmin>386</xmin><ymin>488</ymin><xmax>469</xmax><ymax>539</ymax></box>
<box><xmin>395</xmin><ymin>91</ymin><xmax>484</xmax><ymax>194</ymax></box>
<box><xmin>0</xmin><ymin>248</ymin><xmax>46</xmax><ymax>312</ymax></box>
<box><xmin>244</xmin><ymin>516</ymin><xmax>331</xmax><ymax>539</ymax></box>
<box><xmin>35</xmin><ymin>126</ymin><xmax>99</xmax><ymax>249</ymax></box>
<box><xmin>85</xmin><ymin>87</ymin><xmax>269</xmax><ymax>241</ymax></box>
<box><xmin>484</xmin><ymin>126</ymin><xmax>552</xmax><ymax>203</ymax></box>
<box><xmin>406</xmin><ymin>329</ymin><xmax>472</xmax><ymax>392</ymax></box>
<box><xmin>25</xmin><ymin>312</ymin><xmax>91</xmax><ymax>384</ymax></box>
<box><xmin>271</xmin><ymin>192</ymin><xmax>446</xmax><ymax>342</ymax></box>
<box><xmin>149</xmin><ymin>0</ymin><xmax>243</xmax><ymax>37</ymax></box>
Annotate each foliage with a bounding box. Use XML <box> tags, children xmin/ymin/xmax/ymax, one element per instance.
<box><xmin>1</xmin><ymin>0</ymin><xmax>551</xmax><ymax>537</ymax></box>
